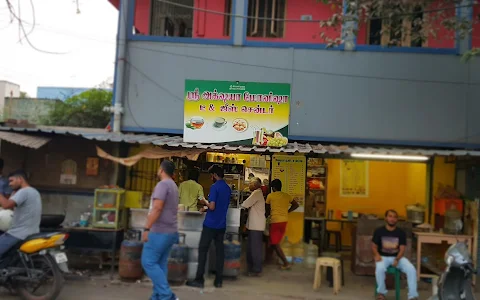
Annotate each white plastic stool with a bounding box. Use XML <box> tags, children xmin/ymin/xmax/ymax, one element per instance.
<box><xmin>313</xmin><ymin>257</ymin><xmax>341</xmax><ymax>295</ymax></box>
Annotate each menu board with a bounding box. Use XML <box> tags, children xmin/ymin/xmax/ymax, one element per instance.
<box><xmin>340</xmin><ymin>159</ymin><xmax>369</xmax><ymax>197</ymax></box>
<box><xmin>271</xmin><ymin>155</ymin><xmax>306</xmax><ymax>212</ymax></box>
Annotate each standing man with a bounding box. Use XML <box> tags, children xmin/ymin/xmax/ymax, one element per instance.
<box><xmin>141</xmin><ymin>160</ymin><xmax>179</xmax><ymax>300</ymax></box>
<box><xmin>0</xmin><ymin>159</ymin><xmax>12</xmax><ymax>198</ymax></box>
<box><xmin>266</xmin><ymin>179</ymin><xmax>299</xmax><ymax>270</ymax></box>
<box><xmin>186</xmin><ymin>165</ymin><xmax>231</xmax><ymax>289</ymax></box>
<box><xmin>0</xmin><ymin>170</ymin><xmax>41</xmax><ymax>257</ymax></box>
<box><xmin>178</xmin><ymin>167</ymin><xmax>204</xmax><ymax>211</ymax></box>
<box><xmin>241</xmin><ymin>177</ymin><xmax>265</xmax><ymax>276</ymax></box>
<box><xmin>373</xmin><ymin>209</ymin><xmax>418</xmax><ymax>300</ymax></box>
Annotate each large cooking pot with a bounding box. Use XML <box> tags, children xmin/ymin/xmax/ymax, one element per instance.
<box><xmin>406</xmin><ymin>204</ymin><xmax>425</xmax><ymax>224</ymax></box>
<box><xmin>40</xmin><ymin>214</ymin><xmax>66</xmax><ymax>228</ymax></box>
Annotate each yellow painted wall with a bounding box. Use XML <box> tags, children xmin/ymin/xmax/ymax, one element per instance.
<box><xmin>285</xmin><ymin>212</ymin><xmax>304</xmax><ymax>244</ymax></box>
<box><xmin>325</xmin><ymin>159</ymin><xmax>427</xmax><ymax>246</ymax></box>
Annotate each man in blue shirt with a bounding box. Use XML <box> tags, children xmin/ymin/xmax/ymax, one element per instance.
<box><xmin>186</xmin><ymin>165</ymin><xmax>231</xmax><ymax>289</ymax></box>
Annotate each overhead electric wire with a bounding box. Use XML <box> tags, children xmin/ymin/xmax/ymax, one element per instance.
<box><xmin>3</xmin><ymin>24</ymin><xmax>473</xmax><ymax>86</ymax></box>
<box><xmin>4</xmin><ymin>0</ymin><xmax>69</xmax><ymax>54</ymax></box>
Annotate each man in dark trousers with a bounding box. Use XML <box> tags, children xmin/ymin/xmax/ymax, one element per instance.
<box><xmin>186</xmin><ymin>165</ymin><xmax>231</xmax><ymax>289</ymax></box>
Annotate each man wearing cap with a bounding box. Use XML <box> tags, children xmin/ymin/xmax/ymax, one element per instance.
<box><xmin>141</xmin><ymin>160</ymin><xmax>179</xmax><ymax>300</ymax></box>
<box><xmin>186</xmin><ymin>164</ymin><xmax>231</xmax><ymax>289</ymax></box>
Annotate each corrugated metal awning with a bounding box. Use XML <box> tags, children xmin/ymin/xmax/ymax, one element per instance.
<box><xmin>1</xmin><ymin>126</ymin><xmax>480</xmax><ymax>156</ymax></box>
<box><xmin>0</xmin><ymin>131</ymin><xmax>51</xmax><ymax>149</ymax></box>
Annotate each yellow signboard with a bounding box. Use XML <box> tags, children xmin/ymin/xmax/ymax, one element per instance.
<box><xmin>271</xmin><ymin>155</ymin><xmax>306</xmax><ymax>212</ymax></box>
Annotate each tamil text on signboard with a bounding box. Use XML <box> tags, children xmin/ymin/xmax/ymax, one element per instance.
<box><xmin>183</xmin><ymin>80</ymin><xmax>290</xmax><ymax>146</ymax></box>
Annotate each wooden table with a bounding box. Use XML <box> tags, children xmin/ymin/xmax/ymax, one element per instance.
<box><xmin>326</xmin><ymin>218</ymin><xmax>357</xmax><ymax>230</ymax></box>
<box><xmin>304</xmin><ymin>218</ymin><xmax>357</xmax><ymax>250</ymax></box>
<box><xmin>414</xmin><ymin>231</ymin><xmax>473</xmax><ymax>281</ymax></box>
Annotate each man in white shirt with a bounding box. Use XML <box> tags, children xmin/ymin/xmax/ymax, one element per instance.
<box><xmin>241</xmin><ymin>177</ymin><xmax>266</xmax><ymax>276</ymax></box>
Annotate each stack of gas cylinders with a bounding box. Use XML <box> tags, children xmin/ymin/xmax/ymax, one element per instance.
<box><xmin>119</xmin><ymin>231</ymin><xmax>243</xmax><ymax>283</ymax></box>
<box><xmin>167</xmin><ymin>233</ymin><xmax>189</xmax><ymax>283</ymax></box>
<box><xmin>223</xmin><ymin>232</ymin><xmax>241</xmax><ymax>277</ymax></box>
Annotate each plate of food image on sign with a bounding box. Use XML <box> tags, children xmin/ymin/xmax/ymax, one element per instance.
<box><xmin>183</xmin><ymin>80</ymin><xmax>290</xmax><ymax>147</ymax></box>
<box><xmin>232</xmin><ymin>118</ymin><xmax>248</xmax><ymax>133</ymax></box>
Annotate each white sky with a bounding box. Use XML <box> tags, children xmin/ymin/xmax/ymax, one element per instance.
<box><xmin>0</xmin><ymin>0</ymin><xmax>118</xmax><ymax>96</ymax></box>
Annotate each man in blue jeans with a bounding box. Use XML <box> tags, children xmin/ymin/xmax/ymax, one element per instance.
<box><xmin>373</xmin><ymin>209</ymin><xmax>418</xmax><ymax>300</ymax></box>
<box><xmin>186</xmin><ymin>164</ymin><xmax>231</xmax><ymax>289</ymax></box>
<box><xmin>142</xmin><ymin>160</ymin><xmax>179</xmax><ymax>300</ymax></box>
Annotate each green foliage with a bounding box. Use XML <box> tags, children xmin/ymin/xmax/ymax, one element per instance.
<box><xmin>43</xmin><ymin>89</ymin><xmax>112</xmax><ymax>128</ymax></box>
<box><xmin>315</xmin><ymin>0</ymin><xmax>475</xmax><ymax>49</ymax></box>
<box><xmin>462</xmin><ymin>48</ymin><xmax>480</xmax><ymax>62</ymax></box>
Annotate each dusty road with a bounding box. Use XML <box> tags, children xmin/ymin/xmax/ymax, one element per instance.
<box><xmin>0</xmin><ymin>280</ymin><xmax>300</xmax><ymax>300</ymax></box>
<box><xmin>3</xmin><ymin>279</ymin><xmax>480</xmax><ymax>300</ymax></box>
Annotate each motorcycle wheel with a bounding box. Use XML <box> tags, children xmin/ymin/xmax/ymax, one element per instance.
<box><xmin>15</xmin><ymin>254</ymin><xmax>64</xmax><ymax>300</ymax></box>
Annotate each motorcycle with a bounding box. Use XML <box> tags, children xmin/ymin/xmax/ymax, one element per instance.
<box><xmin>0</xmin><ymin>231</ymin><xmax>69</xmax><ymax>300</ymax></box>
<box><xmin>429</xmin><ymin>241</ymin><xmax>476</xmax><ymax>300</ymax></box>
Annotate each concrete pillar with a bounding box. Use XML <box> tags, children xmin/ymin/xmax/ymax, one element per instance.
<box><xmin>233</xmin><ymin>0</ymin><xmax>246</xmax><ymax>46</ymax></box>
<box><xmin>342</xmin><ymin>0</ymin><xmax>357</xmax><ymax>51</ymax></box>
<box><xmin>456</xmin><ymin>0</ymin><xmax>473</xmax><ymax>54</ymax></box>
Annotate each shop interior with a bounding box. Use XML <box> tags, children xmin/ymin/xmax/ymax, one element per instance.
<box><xmin>118</xmin><ymin>147</ymin><xmax>473</xmax><ymax>284</ymax></box>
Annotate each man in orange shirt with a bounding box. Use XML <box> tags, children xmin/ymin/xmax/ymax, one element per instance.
<box><xmin>265</xmin><ymin>179</ymin><xmax>299</xmax><ymax>270</ymax></box>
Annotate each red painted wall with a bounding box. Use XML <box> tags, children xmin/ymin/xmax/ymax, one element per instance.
<box><xmin>356</xmin><ymin>0</ymin><xmax>455</xmax><ymax>48</ymax></box>
<box><xmin>472</xmin><ymin>4</ymin><xmax>480</xmax><ymax>48</ymax></box>
<box><xmin>193</xmin><ymin>0</ymin><xmax>230</xmax><ymax>39</ymax></box>
<box><xmin>108</xmin><ymin>0</ymin><xmax>460</xmax><ymax>48</ymax></box>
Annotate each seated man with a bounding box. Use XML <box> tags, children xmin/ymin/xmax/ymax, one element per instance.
<box><xmin>373</xmin><ymin>209</ymin><xmax>418</xmax><ymax>300</ymax></box>
<box><xmin>0</xmin><ymin>170</ymin><xmax>42</xmax><ymax>257</ymax></box>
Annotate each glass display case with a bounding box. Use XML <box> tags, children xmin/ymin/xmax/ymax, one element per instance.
<box><xmin>305</xmin><ymin>158</ymin><xmax>328</xmax><ymax>218</ymax></box>
<box><xmin>92</xmin><ymin>189</ymin><xmax>127</xmax><ymax>229</ymax></box>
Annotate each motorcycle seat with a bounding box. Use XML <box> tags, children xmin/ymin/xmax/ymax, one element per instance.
<box><xmin>24</xmin><ymin>232</ymin><xmax>62</xmax><ymax>242</ymax></box>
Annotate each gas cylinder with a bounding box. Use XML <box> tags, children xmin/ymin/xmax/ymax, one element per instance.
<box><xmin>224</xmin><ymin>232</ymin><xmax>241</xmax><ymax>277</ymax></box>
<box><xmin>168</xmin><ymin>233</ymin><xmax>188</xmax><ymax>283</ymax></box>
<box><xmin>119</xmin><ymin>240</ymin><xmax>144</xmax><ymax>280</ymax></box>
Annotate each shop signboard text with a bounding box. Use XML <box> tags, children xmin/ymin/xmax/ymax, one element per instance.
<box><xmin>184</xmin><ymin>80</ymin><xmax>290</xmax><ymax>147</ymax></box>
<box><xmin>271</xmin><ymin>155</ymin><xmax>306</xmax><ymax>212</ymax></box>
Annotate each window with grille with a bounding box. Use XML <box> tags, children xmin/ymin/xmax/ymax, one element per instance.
<box><xmin>126</xmin><ymin>159</ymin><xmax>161</xmax><ymax>195</ymax></box>
<box><xmin>150</xmin><ymin>0</ymin><xmax>194</xmax><ymax>37</ymax></box>
<box><xmin>247</xmin><ymin>0</ymin><xmax>286</xmax><ymax>38</ymax></box>
<box><xmin>367</xmin><ymin>5</ymin><xmax>425</xmax><ymax>47</ymax></box>
<box><xmin>224</xmin><ymin>0</ymin><xmax>233</xmax><ymax>37</ymax></box>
